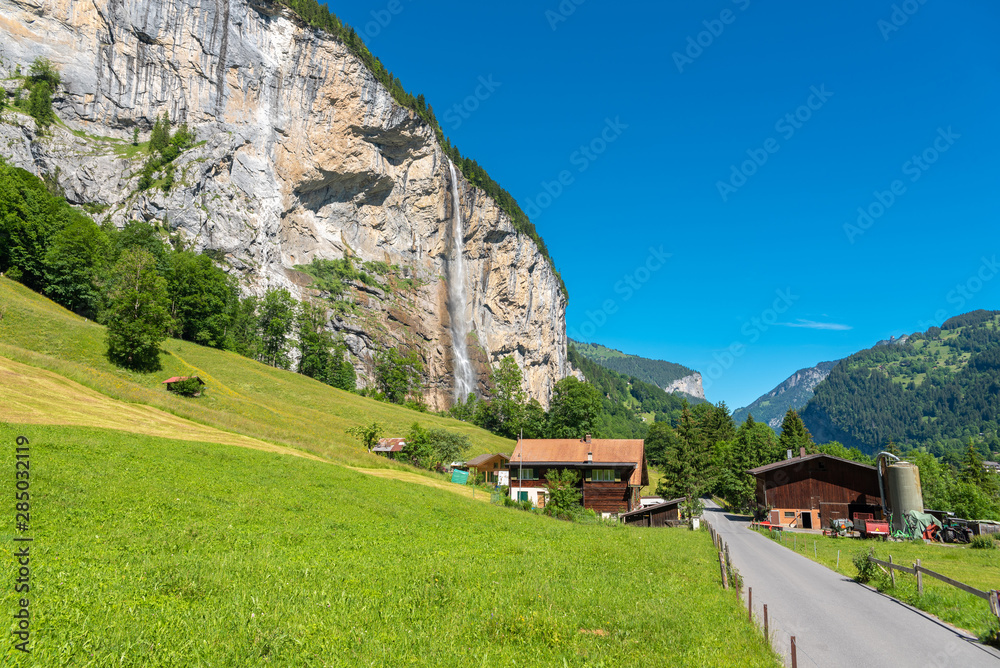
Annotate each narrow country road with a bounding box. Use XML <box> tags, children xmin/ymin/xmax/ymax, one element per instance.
<box><xmin>703</xmin><ymin>501</ymin><xmax>1000</xmax><ymax>668</ymax></box>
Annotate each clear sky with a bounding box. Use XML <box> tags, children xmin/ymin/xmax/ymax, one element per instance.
<box><xmin>327</xmin><ymin>0</ymin><xmax>1000</xmax><ymax>410</ymax></box>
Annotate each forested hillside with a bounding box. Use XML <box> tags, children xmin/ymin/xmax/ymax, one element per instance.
<box><xmin>568</xmin><ymin>343</ymin><xmax>691</xmax><ymax>438</ymax></box>
<box><xmin>571</xmin><ymin>340</ymin><xmax>697</xmax><ymax>392</ymax></box>
<box><xmin>801</xmin><ymin>311</ymin><xmax>1000</xmax><ymax>458</ymax></box>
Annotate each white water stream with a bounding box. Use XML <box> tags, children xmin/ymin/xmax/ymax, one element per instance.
<box><xmin>447</xmin><ymin>160</ymin><xmax>475</xmax><ymax>402</ymax></box>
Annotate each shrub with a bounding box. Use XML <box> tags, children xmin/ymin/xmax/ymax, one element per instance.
<box><xmin>970</xmin><ymin>535</ymin><xmax>996</xmax><ymax>550</ymax></box>
<box><xmin>853</xmin><ymin>545</ymin><xmax>880</xmax><ymax>584</ymax></box>
<box><xmin>169</xmin><ymin>378</ymin><xmax>203</xmax><ymax>397</ymax></box>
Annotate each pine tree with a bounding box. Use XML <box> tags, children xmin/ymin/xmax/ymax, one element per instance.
<box><xmin>778</xmin><ymin>409</ymin><xmax>813</xmax><ymax>455</ymax></box>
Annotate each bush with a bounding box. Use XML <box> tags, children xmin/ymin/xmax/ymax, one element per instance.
<box><xmin>168</xmin><ymin>378</ymin><xmax>203</xmax><ymax>397</ymax></box>
<box><xmin>853</xmin><ymin>546</ymin><xmax>880</xmax><ymax>583</ymax></box>
<box><xmin>970</xmin><ymin>535</ymin><xmax>996</xmax><ymax>550</ymax></box>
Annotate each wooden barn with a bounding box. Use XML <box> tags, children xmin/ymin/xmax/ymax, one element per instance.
<box><xmin>748</xmin><ymin>447</ymin><xmax>882</xmax><ymax>529</ymax></box>
<box><xmin>509</xmin><ymin>435</ymin><xmax>648</xmax><ymax>516</ymax></box>
<box><xmin>620</xmin><ymin>497</ymin><xmax>685</xmax><ymax>527</ymax></box>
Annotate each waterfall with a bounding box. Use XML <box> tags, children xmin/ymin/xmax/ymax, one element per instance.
<box><xmin>448</xmin><ymin>160</ymin><xmax>475</xmax><ymax>403</ymax></box>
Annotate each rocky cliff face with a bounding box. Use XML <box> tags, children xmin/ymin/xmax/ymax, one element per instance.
<box><xmin>0</xmin><ymin>0</ymin><xmax>570</xmax><ymax>409</ymax></box>
<box><xmin>663</xmin><ymin>373</ymin><xmax>704</xmax><ymax>401</ymax></box>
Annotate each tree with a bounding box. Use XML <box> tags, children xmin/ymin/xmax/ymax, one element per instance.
<box><xmin>426</xmin><ymin>428</ymin><xmax>470</xmax><ymax>466</ymax></box>
<box><xmin>716</xmin><ymin>417</ymin><xmax>779</xmax><ymax>512</ymax></box>
<box><xmin>43</xmin><ymin>215</ymin><xmax>111</xmax><ymax>318</ymax></box>
<box><xmin>104</xmin><ymin>248</ymin><xmax>173</xmax><ymax>371</ymax></box>
<box><xmin>28</xmin><ymin>57</ymin><xmax>60</xmax><ymax>89</ymax></box>
<box><xmin>547</xmin><ymin>377</ymin><xmax>602</xmax><ymax>438</ymax></box>
<box><xmin>166</xmin><ymin>251</ymin><xmax>238</xmax><ymax>348</ymax></box>
<box><xmin>644</xmin><ymin>421</ymin><xmax>681</xmax><ymax>468</ymax></box>
<box><xmin>257</xmin><ymin>288</ymin><xmax>296</xmax><ymax>368</ymax></box>
<box><xmin>545</xmin><ymin>468</ymin><xmax>582</xmax><ymax>516</ymax></box>
<box><xmin>27</xmin><ymin>81</ymin><xmax>54</xmax><ymax>129</ymax></box>
<box><xmin>374</xmin><ymin>347</ymin><xmax>423</xmax><ymax>404</ymax></box>
<box><xmin>346</xmin><ymin>421</ymin><xmax>384</xmax><ymax>452</ymax></box>
<box><xmin>778</xmin><ymin>409</ymin><xmax>813</xmax><ymax>456</ymax></box>
<box><xmin>149</xmin><ymin>113</ymin><xmax>170</xmax><ymax>155</ymax></box>
<box><xmin>657</xmin><ymin>406</ymin><xmax>711</xmax><ymax>521</ymax></box>
<box><xmin>296</xmin><ymin>300</ymin><xmax>336</xmax><ymax>381</ymax></box>
<box><xmin>519</xmin><ymin>399</ymin><xmax>549</xmax><ymax>438</ymax></box>
<box><xmin>475</xmin><ymin>356</ymin><xmax>526</xmax><ymax>438</ymax></box>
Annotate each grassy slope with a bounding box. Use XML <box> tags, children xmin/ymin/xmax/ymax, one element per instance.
<box><xmin>0</xmin><ymin>424</ymin><xmax>778</xmax><ymax>666</ymax></box>
<box><xmin>760</xmin><ymin>530</ymin><xmax>1000</xmax><ymax>641</ymax></box>
<box><xmin>0</xmin><ymin>277</ymin><xmax>511</xmax><ymax>466</ymax></box>
<box><xmin>0</xmin><ymin>279</ymin><xmax>778</xmax><ymax>665</ymax></box>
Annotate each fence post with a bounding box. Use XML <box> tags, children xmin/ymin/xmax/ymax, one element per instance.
<box><xmin>763</xmin><ymin>603</ymin><xmax>768</xmax><ymax>637</ymax></box>
<box><xmin>916</xmin><ymin>558</ymin><xmax>922</xmax><ymax>596</ymax></box>
<box><xmin>719</xmin><ymin>551</ymin><xmax>729</xmax><ymax>589</ymax></box>
<box><xmin>791</xmin><ymin>636</ymin><xmax>797</xmax><ymax>668</ymax></box>
<box><xmin>748</xmin><ymin>587</ymin><xmax>752</xmax><ymax>622</ymax></box>
<box><xmin>889</xmin><ymin>555</ymin><xmax>896</xmax><ymax>588</ymax></box>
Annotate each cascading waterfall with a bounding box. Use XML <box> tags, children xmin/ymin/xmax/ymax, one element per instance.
<box><xmin>447</xmin><ymin>160</ymin><xmax>475</xmax><ymax>402</ymax></box>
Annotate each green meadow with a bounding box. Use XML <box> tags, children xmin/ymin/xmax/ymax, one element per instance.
<box><xmin>0</xmin><ymin>425</ymin><xmax>778</xmax><ymax>666</ymax></box>
<box><xmin>0</xmin><ymin>277</ymin><xmax>779</xmax><ymax>665</ymax></box>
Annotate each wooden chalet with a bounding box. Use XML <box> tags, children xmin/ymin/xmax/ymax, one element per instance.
<box><xmin>508</xmin><ymin>435</ymin><xmax>648</xmax><ymax>516</ymax></box>
<box><xmin>466</xmin><ymin>453</ymin><xmax>510</xmax><ymax>484</ymax></box>
<box><xmin>620</xmin><ymin>497</ymin><xmax>685</xmax><ymax>527</ymax></box>
<box><xmin>748</xmin><ymin>447</ymin><xmax>882</xmax><ymax>529</ymax></box>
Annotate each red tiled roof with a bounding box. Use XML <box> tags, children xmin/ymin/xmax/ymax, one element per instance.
<box><xmin>372</xmin><ymin>438</ymin><xmax>406</xmax><ymax>452</ymax></box>
<box><xmin>161</xmin><ymin>376</ymin><xmax>203</xmax><ymax>384</ymax></box>
<box><xmin>510</xmin><ymin>439</ymin><xmax>647</xmax><ymax>486</ymax></box>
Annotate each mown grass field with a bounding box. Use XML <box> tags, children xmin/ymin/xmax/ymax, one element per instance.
<box><xmin>759</xmin><ymin>529</ymin><xmax>1000</xmax><ymax>640</ymax></box>
<box><xmin>0</xmin><ymin>424</ymin><xmax>779</xmax><ymax>666</ymax></box>
<box><xmin>0</xmin><ymin>277</ymin><xmax>512</xmax><ymax>466</ymax></box>
<box><xmin>0</xmin><ymin>277</ymin><xmax>781</xmax><ymax>665</ymax></box>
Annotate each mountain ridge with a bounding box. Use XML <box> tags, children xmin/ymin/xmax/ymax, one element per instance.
<box><xmin>733</xmin><ymin>360</ymin><xmax>838</xmax><ymax>429</ymax></box>
<box><xmin>570</xmin><ymin>340</ymin><xmax>704</xmax><ymax>400</ymax></box>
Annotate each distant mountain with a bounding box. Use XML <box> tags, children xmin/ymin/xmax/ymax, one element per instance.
<box><xmin>800</xmin><ymin>310</ymin><xmax>1000</xmax><ymax>455</ymax></box>
<box><xmin>733</xmin><ymin>361</ymin><xmax>838</xmax><ymax>429</ymax></box>
<box><xmin>571</xmin><ymin>340</ymin><xmax>704</xmax><ymax>400</ymax></box>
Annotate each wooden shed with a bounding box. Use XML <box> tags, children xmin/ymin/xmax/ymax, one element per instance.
<box><xmin>620</xmin><ymin>497</ymin><xmax>685</xmax><ymax>527</ymax></box>
<box><xmin>748</xmin><ymin>448</ymin><xmax>882</xmax><ymax>529</ymax></box>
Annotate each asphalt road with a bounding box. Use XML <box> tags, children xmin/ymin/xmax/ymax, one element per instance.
<box><xmin>703</xmin><ymin>501</ymin><xmax>1000</xmax><ymax>668</ymax></box>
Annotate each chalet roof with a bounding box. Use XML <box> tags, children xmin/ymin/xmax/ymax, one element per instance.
<box><xmin>619</xmin><ymin>497</ymin><xmax>686</xmax><ymax>519</ymax></box>
<box><xmin>747</xmin><ymin>453</ymin><xmax>876</xmax><ymax>476</ymax></box>
<box><xmin>372</xmin><ymin>438</ymin><xmax>406</xmax><ymax>453</ymax></box>
<box><xmin>466</xmin><ymin>452</ymin><xmax>511</xmax><ymax>467</ymax></box>
<box><xmin>162</xmin><ymin>376</ymin><xmax>204</xmax><ymax>385</ymax></box>
<box><xmin>511</xmin><ymin>439</ymin><xmax>647</xmax><ymax>486</ymax></box>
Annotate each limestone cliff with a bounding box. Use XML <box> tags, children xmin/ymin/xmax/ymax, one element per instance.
<box><xmin>0</xmin><ymin>0</ymin><xmax>571</xmax><ymax>409</ymax></box>
<box><xmin>663</xmin><ymin>372</ymin><xmax>704</xmax><ymax>401</ymax></box>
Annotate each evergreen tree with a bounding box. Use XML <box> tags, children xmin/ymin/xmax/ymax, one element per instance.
<box><xmin>374</xmin><ymin>347</ymin><xmax>423</xmax><ymax>404</ymax></box>
<box><xmin>778</xmin><ymin>409</ymin><xmax>813</xmax><ymax>455</ymax></box>
<box><xmin>27</xmin><ymin>81</ymin><xmax>54</xmax><ymax>129</ymax></box>
<box><xmin>657</xmin><ymin>406</ymin><xmax>711</xmax><ymax>519</ymax></box>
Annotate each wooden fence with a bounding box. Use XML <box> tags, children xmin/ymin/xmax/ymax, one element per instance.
<box><xmin>868</xmin><ymin>554</ymin><xmax>1000</xmax><ymax>636</ymax></box>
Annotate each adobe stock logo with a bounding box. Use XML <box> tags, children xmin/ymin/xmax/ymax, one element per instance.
<box><xmin>716</xmin><ymin>85</ymin><xmax>834</xmax><ymax>202</ymax></box>
<box><xmin>568</xmin><ymin>246</ymin><xmax>672</xmax><ymax>341</ymax></box>
<box><xmin>702</xmin><ymin>288</ymin><xmax>799</xmax><ymax>391</ymax></box>
<box><xmin>843</xmin><ymin>126</ymin><xmax>959</xmax><ymax>244</ymax></box>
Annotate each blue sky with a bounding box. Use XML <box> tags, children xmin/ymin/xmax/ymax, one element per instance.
<box><xmin>327</xmin><ymin>0</ymin><xmax>1000</xmax><ymax>410</ymax></box>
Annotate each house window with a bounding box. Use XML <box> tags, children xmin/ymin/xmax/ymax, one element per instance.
<box><xmin>511</xmin><ymin>468</ymin><xmax>536</xmax><ymax>480</ymax></box>
<box><xmin>592</xmin><ymin>469</ymin><xmax>615</xmax><ymax>482</ymax></box>
<box><xmin>518</xmin><ymin>491</ymin><xmax>529</xmax><ymax>502</ymax></box>
<box><xmin>493</xmin><ymin>462</ymin><xmax>498</xmax><ymax>469</ymax></box>
<box><xmin>783</xmin><ymin>511</ymin><xmax>796</xmax><ymax>518</ymax></box>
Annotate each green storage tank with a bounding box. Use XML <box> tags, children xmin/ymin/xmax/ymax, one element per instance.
<box><xmin>886</xmin><ymin>462</ymin><xmax>923</xmax><ymax>532</ymax></box>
